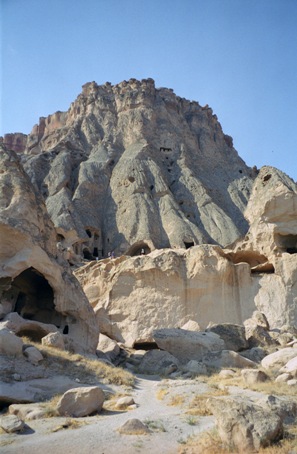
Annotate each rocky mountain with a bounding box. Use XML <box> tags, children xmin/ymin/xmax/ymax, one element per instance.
<box><xmin>2</xmin><ymin>78</ymin><xmax>257</xmax><ymax>261</ymax></box>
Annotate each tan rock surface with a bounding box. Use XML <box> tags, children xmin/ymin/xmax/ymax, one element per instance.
<box><xmin>12</xmin><ymin>79</ymin><xmax>255</xmax><ymax>261</ymax></box>
<box><xmin>0</xmin><ymin>147</ymin><xmax>98</xmax><ymax>353</ymax></box>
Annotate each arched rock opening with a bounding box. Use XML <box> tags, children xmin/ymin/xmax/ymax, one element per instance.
<box><xmin>9</xmin><ymin>268</ymin><xmax>67</xmax><ymax>328</ymax></box>
<box><xmin>226</xmin><ymin>251</ymin><xmax>274</xmax><ymax>274</ymax></box>
<box><xmin>127</xmin><ymin>242</ymin><xmax>151</xmax><ymax>257</ymax></box>
<box><xmin>83</xmin><ymin>248</ymin><xmax>94</xmax><ymax>260</ymax></box>
<box><xmin>184</xmin><ymin>241</ymin><xmax>194</xmax><ymax>249</ymax></box>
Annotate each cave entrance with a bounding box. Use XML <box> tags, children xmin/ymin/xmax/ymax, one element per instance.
<box><xmin>275</xmin><ymin>234</ymin><xmax>297</xmax><ymax>254</ymax></box>
<box><xmin>184</xmin><ymin>241</ymin><xmax>194</xmax><ymax>249</ymax></box>
<box><xmin>10</xmin><ymin>268</ymin><xmax>65</xmax><ymax>328</ymax></box>
<box><xmin>83</xmin><ymin>248</ymin><xmax>94</xmax><ymax>260</ymax></box>
<box><xmin>127</xmin><ymin>242</ymin><xmax>151</xmax><ymax>257</ymax></box>
<box><xmin>133</xmin><ymin>341</ymin><xmax>158</xmax><ymax>350</ymax></box>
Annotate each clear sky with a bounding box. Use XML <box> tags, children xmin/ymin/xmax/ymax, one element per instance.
<box><xmin>1</xmin><ymin>0</ymin><xmax>297</xmax><ymax>181</ymax></box>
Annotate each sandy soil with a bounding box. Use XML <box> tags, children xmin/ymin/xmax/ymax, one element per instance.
<box><xmin>0</xmin><ymin>375</ymin><xmax>216</xmax><ymax>454</ymax></box>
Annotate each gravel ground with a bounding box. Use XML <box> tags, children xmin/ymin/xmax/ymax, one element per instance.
<box><xmin>0</xmin><ymin>375</ymin><xmax>216</xmax><ymax>454</ymax></box>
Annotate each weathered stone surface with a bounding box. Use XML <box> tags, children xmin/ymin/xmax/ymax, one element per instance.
<box><xmin>153</xmin><ymin>328</ymin><xmax>225</xmax><ymax>365</ymax></box>
<box><xmin>0</xmin><ymin>327</ymin><xmax>23</xmax><ymax>356</ymax></box>
<box><xmin>0</xmin><ymin>376</ymin><xmax>85</xmax><ymax>405</ymax></box>
<box><xmin>97</xmin><ymin>334</ymin><xmax>120</xmax><ymax>362</ymax></box>
<box><xmin>209</xmin><ymin>397</ymin><xmax>283</xmax><ymax>452</ymax></box>
<box><xmin>205</xmin><ymin>350</ymin><xmax>257</xmax><ymax>369</ymax></box>
<box><xmin>244</xmin><ymin>317</ymin><xmax>273</xmax><ymax>348</ymax></box>
<box><xmin>181</xmin><ymin>320</ymin><xmax>201</xmax><ymax>331</ymax></box>
<box><xmin>183</xmin><ymin>360</ymin><xmax>207</xmax><ymax>375</ymax></box>
<box><xmin>275</xmin><ymin>373</ymin><xmax>292</xmax><ymax>383</ymax></box>
<box><xmin>9</xmin><ymin>403</ymin><xmax>47</xmax><ymax>420</ymax></box>
<box><xmin>57</xmin><ymin>386</ymin><xmax>105</xmax><ymax>417</ymax></box>
<box><xmin>41</xmin><ymin>331</ymin><xmax>65</xmax><ymax>350</ymax></box>
<box><xmin>0</xmin><ymin>147</ymin><xmax>99</xmax><ymax>353</ymax></box>
<box><xmin>240</xmin><ymin>347</ymin><xmax>267</xmax><ymax>363</ymax></box>
<box><xmin>23</xmin><ymin>346</ymin><xmax>43</xmax><ymax>365</ymax></box>
<box><xmin>115</xmin><ymin>396</ymin><xmax>135</xmax><ymax>409</ymax></box>
<box><xmin>138</xmin><ymin>349</ymin><xmax>179</xmax><ymax>375</ymax></box>
<box><xmin>241</xmin><ymin>369</ymin><xmax>269</xmax><ymax>385</ymax></box>
<box><xmin>218</xmin><ymin>369</ymin><xmax>237</xmax><ymax>379</ymax></box>
<box><xmin>261</xmin><ymin>348</ymin><xmax>297</xmax><ymax>371</ymax></box>
<box><xmin>206</xmin><ymin>323</ymin><xmax>248</xmax><ymax>352</ymax></box>
<box><xmin>279</xmin><ymin>355</ymin><xmax>297</xmax><ymax>377</ymax></box>
<box><xmin>256</xmin><ymin>395</ymin><xmax>297</xmax><ymax>424</ymax></box>
<box><xmin>117</xmin><ymin>418</ymin><xmax>150</xmax><ymax>435</ymax></box>
<box><xmin>16</xmin><ymin>79</ymin><xmax>255</xmax><ymax>263</ymax></box>
<box><xmin>0</xmin><ymin>414</ymin><xmax>24</xmax><ymax>433</ymax></box>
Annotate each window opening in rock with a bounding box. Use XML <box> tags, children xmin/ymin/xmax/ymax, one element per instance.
<box><xmin>128</xmin><ymin>176</ymin><xmax>135</xmax><ymax>183</ymax></box>
<box><xmin>160</xmin><ymin>147</ymin><xmax>172</xmax><ymax>152</ymax></box>
<box><xmin>86</xmin><ymin>229</ymin><xmax>92</xmax><ymax>238</ymax></box>
<box><xmin>263</xmin><ymin>174</ymin><xmax>272</xmax><ymax>182</ymax></box>
<box><xmin>150</xmin><ymin>185</ymin><xmax>154</xmax><ymax>191</ymax></box>
<box><xmin>83</xmin><ymin>248</ymin><xmax>93</xmax><ymax>260</ymax></box>
<box><xmin>93</xmin><ymin>247</ymin><xmax>98</xmax><ymax>257</ymax></box>
<box><xmin>287</xmin><ymin>247</ymin><xmax>297</xmax><ymax>254</ymax></box>
<box><xmin>57</xmin><ymin>234</ymin><xmax>65</xmax><ymax>242</ymax></box>
<box><xmin>275</xmin><ymin>234</ymin><xmax>297</xmax><ymax>254</ymax></box>
<box><xmin>239</xmin><ymin>169</ymin><xmax>242</xmax><ymax>174</ymax></box>
<box><xmin>63</xmin><ymin>325</ymin><xmax>69</xmax><ymax>334</ymax></box>
<box><xmin>184</xmin><ymin>241</ymin><xmax>194</xmax><ymax>249</ymax></box>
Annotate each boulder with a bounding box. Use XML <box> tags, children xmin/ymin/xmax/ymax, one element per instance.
<box><xmin>256</xmin><ymin>395</ymin><xmax>297</xmax><ymax>424</ymax></box>
<box><xmin>241</xmin><ymin>369</ymin><xmax>269</xmax><ymax>385</ymax></box>
<box><xmin>23</xmin><ymin>346</ymin><xmax>43</xmax><ymax>365</ymax></box>
<box><xmin>115</xmin><ymin>396</ymin><xmax>135</xmax><ymax>409</ymax></box>
<box><xmin>244</xmin><ymin>318</ymin><xmax>273</xmax><ymax>348</ymax></box>
<box><xmin>181</xmin><ymin>320</ymin><xmax>201</xmax><ymax>331</ymax></box>
<box><xmin>138</xmin><ymin>349</ymin><xmax>179</xmax><ymax>375</ymax></box>
<box><xmin>279</xmin><ymin>355</ymin><xmax>297</xmax><ymax>377</ymax></box>
<box><xmin>57</xmin><ymin>386</ymin><xmax>105</xmax><ymax>417</ymax></box>
<box><xmin>183</xmin><ymin>360</ymin><xmax>207</xmax><ymax>375</ymax></box>
<box><xmin>275</xmin><ymin>373</ymin><xmax>292</xmax><ymax>383</ymax></box>
<box><xmin>41</xmin><ymin>331</ymin><xmax>65</xmax><ymax>350</ymax></box>
<box><xmin>261</xmin><ymin>348</ymin><xmax>297</xmax><ymax>371</ymax></box>
<box><xmin>0</xmin><ymin>327</ymin><xmax>23</xmax><ymax>356</ymax></box>
<box><xmin>153</xmin><ymin>328</ymin><xmax>225</xmax><ymax>364</ymax></box>
<box><xmin>9</xmin><ymin>403</ymin><xmax>47</xmax><ymax>420</ymax></box>
<box><xmin>218</xmin><ymin>369</ymin><xmax>237</xmax><ymax>379</ymax></box>
<box><xmin>209</xmin><ymin>396</ymin><xmax>283</xmax><ymax>452</ymax></box>
<box><xmin>97</xmin><ymin>334</ymin><xmax>120</xmax><ymax>362</ymax></box>
<box><xmin>206</xmin><ymin>323</ymin><xmax>248</xmax><ymax>352</ymax></box>
<box><xmin>205</xmin><ymin>350</ymin><xmax>257</xmax><ymax>369</ymax></box>
<box><xmin>239</xmin><ymin>347</ymin><xmax>267</xmax><ymax>363</ymax></box>
<box><xmin>0</xmin><ymin>414</ymin><xmax>24</xmax><ymax>433</ymax></box>
<box><xmin>117</xmin><ymin>418</ymin><xmax>150</xmax><ymax>435</ymax></box>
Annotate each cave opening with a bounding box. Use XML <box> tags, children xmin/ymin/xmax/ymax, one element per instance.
<box><xmin>7</xmin><ymin>268</ymin><xmax>67</xmax><ymax>331</ymax></box>
<box><xmin>127</xmin><ymin>242</ymin><xmax>151</xmax><ymax>256</ymax></box>
<box><xmin>83</xmin><ymin>248</ymin><xmax>94</xmax><ymax>260</ymax></box>
<box><xmin>275</xmin><ymin>234</ymin><xmax>297</xmax><ymax>254</ymax></box>
<box><xmin>184</xmin><ymin>241</ymin><xmax>194</xmax><ymax>249</ymax></box>
<box><xmin>133</xmin><ymin>341</ymin><xmax>158</xmax><ymax>350</ymax></box>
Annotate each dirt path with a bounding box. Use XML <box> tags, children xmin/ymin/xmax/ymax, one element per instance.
<box><xmin>1</xmin><ymin>376</ymin><xmax>215</xmax><ymax>454</ymax></box>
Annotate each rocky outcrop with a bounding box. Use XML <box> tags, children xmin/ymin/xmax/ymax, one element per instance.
<box><xmin>7</xmin><ymin>79</ymin><xmax>256</xmax><ymax>261</ymax></box>
<box><xmin>0</xmin><ymin>147</ymin><xmax>98</xmax><ymax>353</ymax></box>
<box><xmin>75</xmin><ymin>165</ymin><xmax>297</xmax><ymax>345</ymax></box>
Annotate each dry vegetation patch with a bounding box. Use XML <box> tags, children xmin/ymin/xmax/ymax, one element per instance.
<box><xmin>186</xmin><ymin>384</ymin><xmax>229</xmax><ymax>417</ymax></box>
<box><xmin>21</xmin><ymin>338</ymin><xmax>134</xmax><ymax>387</ymax></box>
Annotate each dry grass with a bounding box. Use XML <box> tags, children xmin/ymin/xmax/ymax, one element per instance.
<box><xmin>205</xmin><ymin>370</ymin><xmax>296</xmax><ymax>397</ymax></box>
<box><xmin>168</xmin><ymin>394</ymin><xmax>185</xmax><ymax>407</ymax></box>
<box><xmin>179</xmin><ymin>425</ymin><xmax>297</xmax><ymax>454</ymax></box>
<box><xmin>156</xmin><ymin>388</ymin><xmax>168</xmax><ymax>400</ymax></box>
<box><xmin>51</xmin><ymin>418</ymin><xmax>87</xmax><ymax>432</ymax></box>
<box><xmin>186</xmin><ymin>385</ymin><xmax>229</xmax><ymax>416</ymax></box>
<box><xmin>21</xmin><ymin>337</ymin><xmax>134</xmax><ymax>387</ymax></box>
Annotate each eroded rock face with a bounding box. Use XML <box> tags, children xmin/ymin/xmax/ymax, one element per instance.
<box><xmin>75</xmin><ymin>246</ymin><xmax>258</xmax><ymax>346</ymax></box>
<box><xmin>0</xmin><ymin>147</ymin><xmax>98</xmax><ymax>353</ymax></box>
<box><xmin>8</xmin><ymin>78</ymin><xmax>255</xmax><ymax>261</ymax></box>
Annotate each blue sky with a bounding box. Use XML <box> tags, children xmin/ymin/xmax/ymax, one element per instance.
<box><xmin>1</xmin><ymin>0</ymin><xmax>297</xmax><ymax>181</ymax></box>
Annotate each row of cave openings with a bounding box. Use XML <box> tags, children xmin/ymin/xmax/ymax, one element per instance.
<box><xmin>58</xmin><ymin>227</ymin><xmax>196</xmax><ymax>262</ymax></box>
<box><xmin>1</xmin><ymin>268</ymin><xmax>69</xmax><ymax>342</ymax></box>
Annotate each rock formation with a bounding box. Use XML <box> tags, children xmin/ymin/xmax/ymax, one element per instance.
<box><xmin>75</xmin><ymin>166</ymin><xmax>297</xmax><ymax>346</ymax></box>
<box><xmin>0</xmin><ymin>146</ymin><xmax>98</xmax><ymax>353</ymax></box>
<box><xmin>3</xmin><ymin>78</ymin><xmax>257</xmax><ymax>262</ymax></box>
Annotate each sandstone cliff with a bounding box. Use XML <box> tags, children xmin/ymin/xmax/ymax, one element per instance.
<box><xmin>5</xmin><ymin>79</ymin><xmax>256</xmax><ymax>260</ymax></box>
<box><xmin>0</xmin><ymin>146</ymin><xmax>98</xmax><ymax>353</ymax></box>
